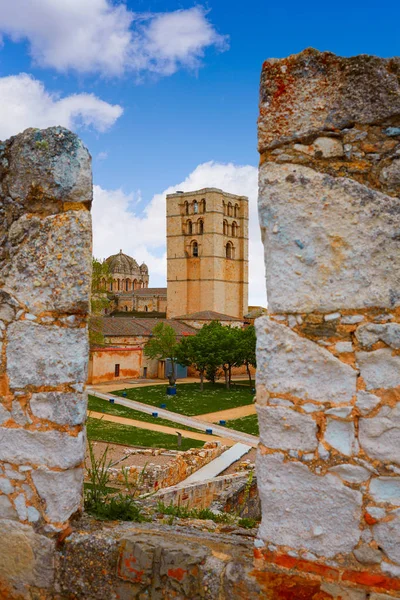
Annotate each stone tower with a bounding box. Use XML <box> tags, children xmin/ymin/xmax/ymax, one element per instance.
<box><xmin>166</xmin><ymin>188</ymin><xmax>248</xmax><ymax>319</ymax></box>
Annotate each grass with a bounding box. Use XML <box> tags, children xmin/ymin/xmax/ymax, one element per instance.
<box><xmin>113</xmin><ymin>382</ymin><xmax>254</xmax><ymax>417</ymax></box>
<box><xmin>87</xmin><ymin>417</ymin><xmax>204</xmax><ymax>450</ymax></box>
<box><xmin>225</xmin><ymin>414</ymin><xmax>259</xmax><ymax>436</ymax></box>
<box><xmin>88</xmin><ymin>394</ymin><xmax>199</xmax><ymax>433</ymax></box>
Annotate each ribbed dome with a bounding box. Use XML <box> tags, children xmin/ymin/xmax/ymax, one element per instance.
<box><xmin>140</xmin><ymin>262</ymin><xmax>148</xmax><ymax>272</ymax></box>
<box><xmin>106</xmin><ymin>250</ymin><xmax>141</xmax><ymax>274</ymax></box>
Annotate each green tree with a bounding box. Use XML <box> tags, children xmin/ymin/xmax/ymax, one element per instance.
<box><xmin>89</xmin><ymin>258</ymin><xmax>113</xmax><ymax>347</ymax></box>
<box><xmin>237</xmin><ymin>326</ymin><xmax>257</xmax><ymax>387</ymax></box>
<box><xmin>144</xmin><ymin>322</ymin><xmax>179</xmax><ymax>386</ymax></box>
<box><xmin>176</xmin><ymin>324</ymin><xmax>221</xmax><ymax>391</ymax></box>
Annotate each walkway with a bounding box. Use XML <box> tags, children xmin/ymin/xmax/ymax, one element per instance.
<box><xmin>199</xmin><ymin>404</ymin><xmax>256</xmax><ymax>423</ymax></box>
<box><xmin>88</xmin><ymin>411</ymin><xmax>237</xmax><ymax>446</ymax></box>
<box><xmin>89</xmin><ymin>390</ymin><xmax>259</xmax><ymax>448</ymax></box>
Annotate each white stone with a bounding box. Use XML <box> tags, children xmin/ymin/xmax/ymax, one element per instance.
<box><xmin>0</xmin><ymin>495</ymin><xmax>17</xmax><ymax>519</ymax></box>
<box><xmin>356</xmin><ymin>391</ymin><xmax>380</xmax><ymax>416</ymax></box>
<box><xmin>30</xmin><ymin>391</ymin><xmax>87</xmax><ymax>426</ymax></box>
<box><xmin>370</xmin><ymin>593</ymin><xmax>400</xmax><ymax>600</ymax></box>
<box><xmin>381</xmin><ymin>561</ymin><xmax>400</xmax><ymax>577</ymax></box>
<box><xmin>318</xmin><ymin>443</ymin><xmax>330</xmax><ymax>460</ymax></box>
<box><xmin>6</xmin><ymin>321</ymin><xmax>88</xmax><ymax>388</ymax></box>
<box><xmin>0</xmin><ymin>477</ymin><xmax>14</xmax><ymax>495</ymax></box>
<box><xmin>6</xmin><ymin>211</ymin><xmax>92</xmax><ymax>314</ymax></box>
<box><xmin>325</xmin><ymin>312</ymin><xmax>341</xmax><ymax>321</ymax></box>
<box><xmin>256</xmin><ymin>452</ymin><xmax>362</xmax><ymax>558</ymax></box>
<box><xmin>302</xmin><ymin>403</ymin><xmax>321</xmax><ymax>413</ymax></box>
<box><xmin>14</xmin><ymin>493</ymin><xmax>27</xmax><ymax>521</ymax></box>
<box><xmin>325</xmin><ymin>419</ymin><xmax>358</xmax><ymax>456</ymax></box>
<box><xmin>369</xmin><ymin>478</ymin><xmax>400</xmax><ymax>504</ymax></box>
<box><xmin>321</xmin><ymin>583</ymin><xmax>366</xmax><ymax>600</ymax></box>
<box><xmin>294</xmin><ymin>137</ymin><xmax>344</xmax><ymax>158</ymax></box>
<box><xmin>288</xmin><ymin>315</ymin><xmax>297</xmax><ymax>328</ymax></box>
<box><xmin>325</xmin><ymin>407</ymin><xmax>352</xmax><ymax>417</ymax></box>
<box><xmin>356</xmin><ymin>349</ymin><xmax>400</xmax><ymax>390</ymax></box>
<box><xmin>256</xmin><ymin>318</ymin><xmax>357</xmax><ymax>404</ymax></box>
<box><xmin>257</xmin><ymin>405</ymin><xmax>317</xmax><ymax>451</ymax></box>
<box><xmin>32</xmin><ymin>467</ymin><xmax>83</xmax><ymax>522</ymax></box>
<box><xmin>259</xmin><ymin>162</ymin><xmax>400</xmax><ymax>312</ymax></box>
<box><xmin>373</xmin><ymin>509</ymin><xmax>400</xmax><ymax>564</ymax></box>
<box><xmin>27</xmin><ymin>506</ymin><xmax>40</xmax><ymax>523</ymax></box>
<box><xmin>335</xmin><ymin>342</ymin><xmax>353</xmax><ymax>353</ymax></box>
<box><xmin>359</xmin><ymin>405</ymin><xmax>400</xmax><ymax>464</ymax></box>
<box><xmin>366</xmin><ymin>507</ymin><xmax>386</xmax><ymax>520</ymax></box>
<box><xmin>268</xmin><ymin>398</ymin><xmax>293</xmax><ymax>407</ymax></box>
<box><xmin>341</xmin><ymin>315</ymin><xmax>365</xmax><ymax>324</ymax></box>
<box><xmin>356</xmin><ymin>323</ymin><xmax>400</xmax><ymax>349</ymax></box>
<box><xmin>0</xmin><ymin>428</ymin><xmax>85</xmax><ymax>468</ymax></box>
<box><xmin>329</xmin><ymin>464</ymin><xmax>370</xmax><ymax>483</ymax></box>
<box><xmin>0</xmin><ymin>404</ymin><xmax>10</xmax><ymax>424</ymax></box>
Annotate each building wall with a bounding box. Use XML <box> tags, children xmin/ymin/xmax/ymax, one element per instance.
<box><xmin>89</xmin><ymin>348</ymin><xmax>142</xmax><ymax>384</ymax></box>
<box><xmin>134</xmin><ymin>295</ymin><xmax>167</xmax><ymax>313</ymax></box>
<box><xmin>166</xmin><ymin>189</ymin><xmax>249</xmax><ymax>319</ymax></box>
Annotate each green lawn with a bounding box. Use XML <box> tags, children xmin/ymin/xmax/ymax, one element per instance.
<box><xmin>87</xmin><ymin>417</ymin><xmax>203</xmax><ymax>450</ymax></box>
<box><xmin>113</xmin><ymin>382</ymin><xmax>254</xmax><ymax>417</ymax></box>
<box><xmin>88</xmin><ymin>395</ymin><xmax>199</xmax><ymax>433</ymax></box>
<box><xmin>225</xmin><ymin>414</ymin><xmax>259</xmax><ymax>436</ymax></box>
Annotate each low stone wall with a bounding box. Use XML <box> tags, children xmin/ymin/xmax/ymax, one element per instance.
<box><xmin>107</xmin><ymin>442</ymin><xmax>225</xmax><ymax>493</ymax></box>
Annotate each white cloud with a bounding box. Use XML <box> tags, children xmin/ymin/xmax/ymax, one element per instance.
<box><xmin>92</xmin><ymin>162</ymin><xmax>267</xmax><ymax>307</ymax></box>
<box><xmin>0</xmin><ymin>73</ymin><xmax>123</xmax><ymax>139</ymax></box>
<box><xmin>0</xmin><ymin>2</ymin><xmax>227</xmax><ymax>77</ymax></box>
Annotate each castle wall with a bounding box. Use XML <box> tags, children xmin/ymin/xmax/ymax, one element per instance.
<box><xmin>255</xmin><ymin>49</ymin><xmax>400</xmax><ymax>592</ymax></box>
<box><xmin>0</xmin><ymin>127</ymin><xmax>92</xmax><ymax>598</ymax></box>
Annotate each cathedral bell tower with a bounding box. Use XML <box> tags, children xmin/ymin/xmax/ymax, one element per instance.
<box><xmin>166</xmin><ymin>188</ymin><xmax>248</xmax><ymax>319</ymax></box>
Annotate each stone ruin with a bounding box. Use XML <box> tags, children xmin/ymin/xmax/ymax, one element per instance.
<box><xmin>0</xmin><ymin>49</ymin><xmax>399</xmax><ymax>599</ymax></box>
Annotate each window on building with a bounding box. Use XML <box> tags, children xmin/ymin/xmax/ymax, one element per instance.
<box><xmin>184</xmin><ymin>201</ymin><xmax>189</xmax><ymax>215</ymax></box>
<box><xmin>223</xmin><ymin>220</ymin><xmax>228</xmax><ymax>235</ymax></box>
<box><xmin>223</xmin><ymin>201</ymin><xmax>226</xmax><ymax>215</ymax></box>
<box><xmin>192</xmin><ymin>241</ymin><xmax>199</xmax><ymax>257</ymax></box>
<box><xmin>228</xmin><ymin>202</ymin><xmax>233</xmax><ymax>216</ymax></box>
<box><xmin>198</xmin><ymin>219</ymin><xmax>204</xmax><ymax>234</ymax></box>
<box><xmin>234</xmin><ymin>204</ymin><xmax>239</xmax><ymax>217</ymax></box>
<box><xmin>110</xmin><ymin>282</ymin><xmax>113</xmax><ymax>292</ymax></box>
<box><xmin>201</xmin><ymin>198</ymin><xmax>206</xmax><ymax>212</ymax></box>
<box><xmin>117</xmin><ymin>279</ymin><xmax>120</xmax><ymax>291</ymax></box>
<box><xmin>144</xmin><ymin>305</ymin><xmax>148</xmax><ymax>312</ymax></box>
<box><xmin>226</xmin><ymin>242</ymin><xmax>234</xmax><ymax>259</ymax></box>
<box><xmin>232</xmin><ymin>221</ymin><xmax>238</xmax><ymax>237</ymax></box>
<box><xmin>115</xmin><ymin>364</ymin><xmax>120</xmax><ymax>377</ymax></box>
<box><xmin>193</xmin><ymin>200</ymin><xmax>198</xmax><ymax>214</ymax></box>
<box><xmin>125</xmin><ymin>306</ymin><xmax>128</xmax><ymax>311</ymax></box>
<box><xmin>187</xmin><ymin>220</ymin><xmax>192</xmax><ymax>235</ymax></box>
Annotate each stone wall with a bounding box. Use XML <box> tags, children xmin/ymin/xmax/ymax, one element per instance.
<box><xmin>0</xmin><ymin>127</ymin><xmax>92</xmax><ymax>598</ymax></box>
<box><xmin>256</xmin><ymin>48</ymin><xmax>400</xmax><ymax>591</ymax></box>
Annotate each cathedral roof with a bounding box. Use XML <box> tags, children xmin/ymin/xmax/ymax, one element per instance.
<box><xmin>106</xmin><ymin>250</ymin><xmax>145</xmax><ymax>275</ymax></box>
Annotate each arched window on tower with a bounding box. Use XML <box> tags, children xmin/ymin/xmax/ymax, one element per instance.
<box><xmin>223</xmin><ymin>201</ymin><xmax>226</xmax><ymax>215</ymax></box>
<box><xmin>192</xmin><ymin>241</ymin><xmax>199</xmax><ymax>257</ymax></box>
<box><xmin>144</xmin><ymin>305</ymin><xmax>148</xmax><ymax>312</ymax></box>
<box><xmin>117</xmin><ymin>279</ymin><xmax>121</xmax><ymax>291</ymax></box>
<box><xmin>187</xmin><ymin>220</ymin><xmax>193</xmax><ymax>235</ymax></box>
<box><xmin>201</xmin><ymin>198</ymin><xmax>206</xmax><ymax>213</ymax></box>
<box><xmin>234</xmin><ymin>204</ymin><xmax>239</xmax><ymax>217</ymax></box>
<box><xmin>193</xmin><ymin>200</ymin><xmax>198</xmax><ymax>214</ymax></box>
<box><xmin>232</xmin><ymin>221</ymin><xmax>238</xmax><ymax>237</ymax></box>
<box><xmin>198</xmin><ymin>219</ymin><xmax>204</xmax><ymax>234</ymax></box>
<box><xmin>110</xmin><ymin>281</ymin><xmax>113</xmax><ymax>292</ymax></box>
<box><xmin>226</xmin><ymin>242</ymin><xmax>234</xmax><ymax>259</ymax></box>
<box><xmin>125</xmin><ymin>306</ymin><xmax>128</xmax><ymax>311</ymax></box>
<box><xmin>184</xmin><ymin>201</ymin><xmax>189</xmax><ymax>215</ymax></box>
<box><xmin>228</xmin><ymin>202</ymin><xmax>233</xmax><ymax>216</ymax></box>
<box><xmin>223</xmin><ymin>220</ymin><xmax>228</xmax><ymax>235</ymax></box>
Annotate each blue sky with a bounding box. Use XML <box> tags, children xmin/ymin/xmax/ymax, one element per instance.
<box><xmin>0</xmin><ymin>0</ymin><xmax>398</xmax><ymax>305</ymax></box>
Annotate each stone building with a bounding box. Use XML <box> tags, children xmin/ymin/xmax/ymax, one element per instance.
<box><xmin>166</xmin><ymin>188</ymin><xmax>249</xmax><ymax>319</ymax></box>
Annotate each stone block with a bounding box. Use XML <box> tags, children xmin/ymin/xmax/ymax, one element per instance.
<box><xmin>259</xmin><ymin>162</ymin><xmax>400</xmax><ymax>313</ymax></box>
<box><xmin>328</xmin><ymin>464</ymin><xmax>370</xmax><ymax>484</ymax></box>
<box><xmin>373</xmin><ymin>509</ymin><xmax>400</xmax><ymax>564</ymax></box>
<box><xmin>355</xmin><ymin>323</ymin><xmax>400</xmax><ymax>349</ymax></box>
<box><xmin>256</xmin><ymin>318</ymin><xmax>357</xmax><ymax>403</ymax></box>
<box><xmin>0</xmin><ymin>519</ymin><xmax>55</xmax><ymax>592</ymax></box>
<box><xmin>257</xmin><ymin>405</ymin><xmax>317</xmax><ymax>451</ymax></box>
<box><xmin>6</xmin><ymin>321</ymin><xmax>88</xmax><ymax>388</ymax></box>
<box><xmin>0</xmin><ymin>427</ymin><xmax>85</xmax><ymax>468</ymax></box>
<box><xmin>325</xmin><ymin>419</ymin><xmax>358</xmax><ymax>456</ymax></box>
<box><xmin>356</xmin><ymin>349</ymin><xmax>400</xmax><ymax>390</ymax></box>
<box><xmin>30</xmin><ymin>391</ymin><xmax>87</xmax><ymax>425</ymax></box>
<box><xmin>0</xmin><ymin>495</ymin><xmax>17</xmax><ymax>519</ymax></box>
<box><xmin>6</xmin><ymin>211</ymin><xmax>92</xmax><ymax>314</ymax></box>
<box><xmin>31</xmin><ymin>467</ymin><xmax>83</xmax><ymax>522</ymax></box>
<box><xmin>258</xmin><ymin>49</ymin><xmax>400</xmax><ymax>151</ymax></box>
<box><xmin>359</xmin><ymin>405</ymin><xmax>400</xmax><ymax>464</ymax></box>
<box><xmin>256</xmin><ymin>452</ymin><xmax>362</xmax><ymax>557</ymax></box>
<box><xmin>370</xmin><ymin>477</ymin><xmax>400</xmax><ymax>504</ymax></box>
<box><xmin>356</xmin><ymin>391</ymin><xmax>381</xmax><ymax>416</ymax></box>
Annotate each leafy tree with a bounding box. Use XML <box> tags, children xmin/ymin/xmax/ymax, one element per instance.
<box><xmin>144</xmin><ymin>323</ymin><xmax>179</xmax><ymax>386</ymax></box>
<box><xmin>237</xmin><ymin>326</ymin><xmax>257</xmax><ymax>386</ymax></box>
<box><xmin>176</xmin><ymin>323</ymin><xmax>221</xmax><ymax>391</ymax></box>
<box><xmin>89</xmin><ymin>258</ymin><xmax>113</xmax><ymax>347</ymax></box>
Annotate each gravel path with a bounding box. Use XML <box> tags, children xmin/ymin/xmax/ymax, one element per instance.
<box><xmin>89</xmin><ymin>390</ymin><xmax>259</xmax><ymax>448</ymax></box>
<box><xmin>198</xmin><ymin>404</ymin><xmax>257</xmax><ymax>422</ymax></box>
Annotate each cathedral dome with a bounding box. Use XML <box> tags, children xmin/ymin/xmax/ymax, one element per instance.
<box><xmin>140</xmin><ymin>262</ymin><xmax>148</xmax><ymax>273</ymax></box>
<box><xmin>106</xmin><ymin>250</ymin><xmax>139</xmax><ymax>274</ymax></box>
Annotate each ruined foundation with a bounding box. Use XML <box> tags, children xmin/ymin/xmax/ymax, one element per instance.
<box><xmin>256</xmin><ymin>49</ymin><xmax>400</xmax><ymax>596</ymax></box>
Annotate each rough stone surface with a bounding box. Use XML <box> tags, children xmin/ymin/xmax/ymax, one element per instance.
<box><xmin>31</xmin><ymin>468</ymin><xmax>83</xmax><ymax>522</ymax></box>
<box><xmin>328</xmin><ymin>464</ymin><xmax>370</xmax><ymax>484</ymax></box>
<box><xmin>369</xmin><ymin>477</ymin><xmax>400</xmax><ymax>504</ymax></box>
<box><xmin>0</xmin><ymin>495</ymin><xmax>17</xmax><ymax>519</ymax></box>
<box><xmin>359</xmin><ymin>405</ymin><xmax>400</xmax><ymax>464</ymax></box>
<box><xmin>258</xmin><ymin>49</ymin><xmax>400</xmax><ymax>151</ymax></box>
<box><xmin>6</xmin><ymin>211</ymin><xmax>92</xmax><ymax>314</ymax></box>
<box><xmin>259</xmin><ymin>162</ymin><xmax>400</xmax><ymax>313</ymax></box>
<box><xmin>353</xmin><ymin>544</ymin><xmax>383</xmax><ymax>565</ymax></box>
<box><xmin>256</xmin><ymin>453</ymin><xmax>362</xmax><ymax>558</ymax></box>
<box><xmin>373</xmin><ymin>509</ymin><xmax>400</xmax><ymax>564</ymax></box>
<box><xmin>6</xmin><ymin>321</ymin><xmax>88</xmax><ymax>388</ymax></box>
<box><xmin>355</xmin><ymin>323</ymin><xmax>400</xmax><ymax>349</ymax></box>
<box><xmin>256</xmin><ymin>317</ymin><xmax>357</xmax><ymax>403</ymax></box>
<box><xmin>30</xmin><ymin>391</ymin><xmax>87</xmax><ymax>425</ymax></box>
<box><xmin>257</xmin><ymin>405</ymin><xmax>317</xmax><ymax>451</ymax></box>
<box><xmin>324</xmin><ymin>419</ymin><xmax>358</xmax><ymax>456</ymax></box>
<box><xmin>356</xmin><ymin>349</ymin><xmax>400</xmax><ymax>390</ymax></box>
<box><xmin>356</xmin><ymin>391</ymin><xmax>381</xmax><ymax>416</ymax></box>
<box><xmin>0</xmin><ymin>428</ymin><xmax>85</xmax><ymax>468</ymax></box>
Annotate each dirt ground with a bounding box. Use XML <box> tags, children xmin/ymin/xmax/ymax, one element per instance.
<box><xmin>86</xmin><ymin>440</ymin><xmax>177</xmax><ymax>470</ymax></box>
<box><xmin>221</xmin><ymin>448</ymin><xmax>257</xmax><ymax>475</ymax></box>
